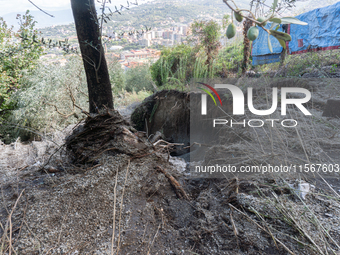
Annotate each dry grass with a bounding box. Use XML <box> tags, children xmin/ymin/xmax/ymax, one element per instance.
<box><xmin>254</xmin><ymin>49</ymin><xmax>340</xmax><ymax>78</ymax></box>
<box><xmin>196</xmin><ymin>76</ymin><xmax>340</xmax><ymax>254</ymax></box>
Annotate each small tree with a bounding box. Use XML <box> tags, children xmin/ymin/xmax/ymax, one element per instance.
<box><xmin>241</xmin><ymin>18</ymin><xmax>253</xmax><ymax>73</ymax></box>
<box><xmin>191</xmin><ymin>20</ymin><xmax>221</xmax><ymax>74</ymax></box>
<box><xmin>0</xmin><ymin>11</ymin><xmax>43</xmax><ymax>115</ymax></box>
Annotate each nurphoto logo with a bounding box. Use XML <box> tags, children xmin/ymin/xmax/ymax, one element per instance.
<box><xmin>198</xmin><ymin>82</ymin><xmax>312</xmax><ymax>128</ymax></box>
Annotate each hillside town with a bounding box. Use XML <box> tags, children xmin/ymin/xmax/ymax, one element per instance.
<box><xmin>118</xmin><ymin>48</ymin><xmax>161</xmax><ymax>70</ymax></box>
<box><xmin>41</xmin><ymin>21</ymin><xmax>243</xmax><ymax>70</ymax></box>
<box><xmin>41</xmin><ymin>24</ymin><xmax>192</xmax><ymax>69</ymax></box>
<box><xmin>105</xmin><ymin>24</ymin><xmax>189</xmax><ymax>47</ymax></box>
<box><xmin>111</xmin><ymin>25</ymin><xmax>189</xmax><ymax>69</ymax></box>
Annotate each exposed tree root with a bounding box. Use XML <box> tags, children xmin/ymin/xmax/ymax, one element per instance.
<box><xmin>156</xmin><ymin>166</ymin><xmax>190</xmax><ymax>200</ymax></box>
<box><xmin>66</xmin><ymin>109</ymin><xmax>151</xmax><ymax>167</ymax></box>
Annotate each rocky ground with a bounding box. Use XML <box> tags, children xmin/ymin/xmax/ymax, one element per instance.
<box><xmin>1</xmin><ymin>77</ymin><xmax>340</xmax><ymax>254</ymax></box>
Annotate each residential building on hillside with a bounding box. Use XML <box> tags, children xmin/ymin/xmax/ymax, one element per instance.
<box><xmin>173</xmin><ymin>33</ymin><xmax>182</xmax><ymax>43</ymax></box>
<box><xmin>122</xmin><ymin>61</ymin><xmax>144</xmax><ymax>71</ymax></box>
<box><xmin>162</xmin><ymin>39</ymin><xmax>173</xmax><ymax>46</ymax></box>
<box><xmin>163</xmin><ymin>30</ymin><xmax>173</xmax><ymax>40</ymax></box>
<box><xmin>120</xmin><ymin>49</ymin><xmax>161</xmax><ymax>60</ymax></box>
<box><xmin>139</xmin><ymin>38</ymin><xmax>151</xmax><ymax>47</ymax></box>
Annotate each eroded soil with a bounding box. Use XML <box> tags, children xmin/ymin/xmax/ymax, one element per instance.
<box><xmin>1</xmin><ymin>77</ymin><xmax>340</xmax><ymax>254</ymax></box>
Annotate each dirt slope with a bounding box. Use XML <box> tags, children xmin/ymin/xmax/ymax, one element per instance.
<box><xmin>1</xmin><ymin>78</ymin><xmax>340</xmax><ymax>254</ymax></box>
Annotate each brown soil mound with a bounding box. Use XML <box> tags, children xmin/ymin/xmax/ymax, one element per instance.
<box><xmin>131</xmin><ymin>90</ymin><xmax>191</xmax><ymax>155</ymax></box>
<box><xmin>1</xmin><ymin>148</ymin><xmax>340</xmax><ymax>254</ymax></box>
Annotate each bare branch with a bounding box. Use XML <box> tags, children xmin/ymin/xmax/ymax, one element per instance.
<box><xmin>28</xmin><ymin>0</ymin><xmax>54</xmax><ymax>17</ymax></box>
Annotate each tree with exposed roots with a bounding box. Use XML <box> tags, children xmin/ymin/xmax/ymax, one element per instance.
<box><xmin>71</xmin><ymin>0</ymin><xmax>114</xmax><ymax>113</ymax></box>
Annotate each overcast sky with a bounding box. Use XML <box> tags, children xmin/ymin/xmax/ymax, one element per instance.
<box><xmin>0</xmin><ymin>0</ymin><xmax>143</xmax><ymax>16</ymax></box>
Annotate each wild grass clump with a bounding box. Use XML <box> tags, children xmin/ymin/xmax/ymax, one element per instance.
<box><xmin>284</xmin><ymin>49</ymin><xmax>340</xmax><ymax>77</ymax></box>
<box><xmin>125</xmin><ymin>65</ymin><xmax>155</xmax><ymax>93</ymax></box>
<box><xmin>150</xmin><ymin>44</ymin><xmax>219</xmax><ymax>89</ymax></box>
<box><xmin>150</xmin><ymin>40</ymin><xmax>245</xmax><ymax>90</ymax></box>
<box><xmin>254</xmin><ymin>49</ymin><xmax>340</xmax><ymax>77</ymax></box>
<box><xmin>215</xmin><ymin>39</ymin><xmax>244</xmax><ymax>76</ymax></box>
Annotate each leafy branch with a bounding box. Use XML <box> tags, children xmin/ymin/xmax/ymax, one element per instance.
<box><xmin>223</xmin><ymin>0</ymin><xmax>308</xmax><ymax>52</ymax></box>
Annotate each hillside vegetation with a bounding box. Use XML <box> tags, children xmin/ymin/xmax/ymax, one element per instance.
<box><xmin>1</xmin><ymin>4</ymin><xmax>340</xmax><ymax>142</ymax></box>
<box><xmin>38</xmin><ymin>0</ymin><xmax>230</xmax><ymax>39</ymax></box>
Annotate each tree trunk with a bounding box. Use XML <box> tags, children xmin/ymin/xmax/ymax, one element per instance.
<box><xmin>242</xmin><ymin>18</ymin><xmax>253</xmax><ymax>74</ymax></box>
<box><xmin>280</xmin><ymin>48</ymin><xmax>287</xmax><ymax>67</ymax></box>
<box><xmin>71</xmin><ymin>0</ymin><xmax>114</xmax><ymax>113</ymax></box>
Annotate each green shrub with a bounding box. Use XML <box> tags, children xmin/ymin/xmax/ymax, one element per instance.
<box><xmin>190</xmin><ymin>20</ymin><xmax>221</xmax><ymax>72</ymax></box>
<box><xmin>150</xmin><ymin>44</ymin><xmax>193</xmax><ymax>87</ymax></box>
<box><xmin>1</xmin><ymin>54</ymin><xmax>156</xmax><ymax>142</ymax></box>
<box><xmin>125</xmin><ymin>65</ymin><xmax>154</xmax><ymax>93</ymax></box>
<box><xmin>215</xmin><ymin>40</ymin><xmax>244</xmax><ymax>75</ymax></box>
<box><xmin>0</xmin><ymin>11</ymin><xmax>44</xmax><ymax>114</ymax></box>
<box><xmin>150</xmin><ymin>44</ymin><xmax>217</xmax><ymax>87</ymax></box>
<box><xmin>106</xmin><ymin>55</ymin><xmax>126</xmax><ymax>94</ymax></box>
<box><xmin>2</xmin><ymin>56</ymin><xmax>88</xmax><ymax>142</ymax></box>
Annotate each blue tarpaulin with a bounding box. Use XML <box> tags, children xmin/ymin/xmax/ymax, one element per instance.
<box><xmin>251</xmin><ymin>23</ymin><xmax>284</xmax><ymax>65</ymax></box>
<box><xmin>252</xmin><ymin>53</ymin><xmax>281</xmax><ymax>66</ymax></box>
<box><xmin>288</xmin><ymin>1</ymin><xmax>340</xmax><ymax>55</ymax></box>
<box><xmin>251</xmin><ymin>1</ymin><xmax>340</xmax><ymax>65</ymax></box>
